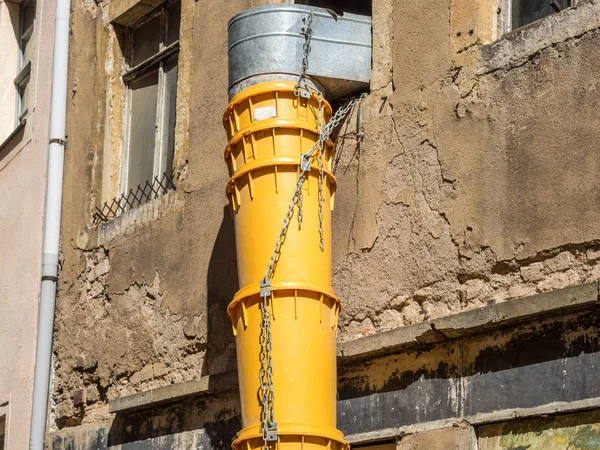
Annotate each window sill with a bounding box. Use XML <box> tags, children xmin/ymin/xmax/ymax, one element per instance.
<box><xmin>478</xmin><ymin>0</ymin><xmax>600</xmax><ymax>74</ymax></box>
<box><xmin>0</xmin><ymin>120</ymin><xmax>26</xmax><ymax>159</ymax></box>
<box><xmin>96</xmin><ymin>188</ymin><xmax>184</xmax><ymax>246</ymax></box>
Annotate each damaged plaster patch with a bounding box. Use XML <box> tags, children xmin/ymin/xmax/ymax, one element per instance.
<box><xmin>333</xmin><ymin>4</ymin><xmax>600</xmax><ymax>342</ymax></box>
<box><xmin>338</xmin><ymin>245</ymin><xmax>600</xmax><ymax>342</ymax></box>
<box><xmin>50</xmin><ymin>248</ymin><xmax>209</xmax><ymax>431</ymax></box>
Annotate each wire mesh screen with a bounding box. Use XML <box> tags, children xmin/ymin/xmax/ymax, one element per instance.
<box><xmin>93</xmin><ymin>171</ymin><xmax>175</xmax><ymax>225</ymax></box>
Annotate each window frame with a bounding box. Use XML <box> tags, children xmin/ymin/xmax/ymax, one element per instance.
<box><xmin>503</xmin><ymin>0</ymin><xmax>576</xmax><ymax>34</ymax></box>
<box><xmin>14</xmin><ymin>0</ymin><xmax>36</xmax><ymax>125</ymax></box>
<box><xmin>0</xmin><ymin>415</ymin><xmax>5</xmax><ymax>450</ymax></box>
<box><xmin>120</xmin><ymin>0</ymin><xmax>180</xmax><ymax>195</ymax></box>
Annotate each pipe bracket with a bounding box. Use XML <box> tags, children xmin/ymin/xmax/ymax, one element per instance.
<box><xmin>49</xmin><ymin>138</ymin><xmax>67</xmax><ymax>147</ymax></box>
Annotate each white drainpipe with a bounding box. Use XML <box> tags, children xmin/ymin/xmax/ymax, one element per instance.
<box><xmin>29</xmin><ymin>0</ymin><xmax>71</xmax><ymax>446</ymax></box>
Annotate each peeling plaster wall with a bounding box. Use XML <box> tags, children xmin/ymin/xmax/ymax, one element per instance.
<box><xmin>332</xmin><ymin>0</ymin><xmax>600</xmax><ymax>340</ymax></box>
<box><xmin>52</xmin><ymin>0</ymin><xmax>600</xmax><ymax>436</ymax></box>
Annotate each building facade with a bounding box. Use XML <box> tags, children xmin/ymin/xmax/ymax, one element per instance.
<box><xmin>0</xmin><ymin>0</ymin><xmax>56</xmax><ymax>446</ymax></box>
<box><xmin>46</xmin><ymin>0</ymin><xmax>600</xmax><ymax>448</ymax></box>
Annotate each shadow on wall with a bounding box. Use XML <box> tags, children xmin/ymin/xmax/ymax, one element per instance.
<box><xmin>105</xmin><ymin>393</ymin><xmax>241</xmax><ymax>449</ymax></box>
<box><xmin>203</xmin><ymin>205</ymin><xmax>239</xmax><ymax>377</ymax></box>
<box><xmin>337</xmin><ymin>308</ymin><xmax>600</xmax><ymax>436</ymax></box>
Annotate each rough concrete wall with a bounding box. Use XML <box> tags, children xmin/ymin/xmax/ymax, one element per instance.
<box><xmin>52</xmin><ymin>0</ymin><xmax>600</xmax><ymax>435</ymax></box>
<box><xmin>332</xmin><ymin>0</ymin><xmax>600</xmax><ymax>340</ymax></box>
<box><xmin>52</xmin><ymin>0</ymin><xmax>251</xmax><ymax>430</ymax></box>
<box><xmin>478</xmin><ymin>409</ymin><xmax>600</xmax><ymax>449</ymax></box>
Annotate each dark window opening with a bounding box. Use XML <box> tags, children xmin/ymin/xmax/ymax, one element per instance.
<box><xmin>294</xmin><ymin>0</ymin><xmax>371</xmax><ymax>16</ymax></box>
<box><xmin>511</xmin><ymin>0</ymin><xmax>571</xmax><ymax>30</ymax></box>
<box><xmin>0</xmin><ymin>415</ymin><xmax>5</xmax><ymax>450</ymax></box>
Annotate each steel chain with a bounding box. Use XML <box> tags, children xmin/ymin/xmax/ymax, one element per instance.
<box><xmin>294</xmin><ymin>9</ymin><xmax>314</xmax><ymax>98</ymax></box>
<box><xmin>316</xmin><ymin>94</ymin><xmax>325</xmax><ymax>250</ymax></box>
<box><xmin>257</xmin><ymin>11</ymin><xmax>365</xmax><ymax>450</ymax></box>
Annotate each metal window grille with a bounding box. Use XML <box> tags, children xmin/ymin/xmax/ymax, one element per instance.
<box><xmin>93</xmin><ymin>171</ymin><xmax>175</xmax><ymax>225</ymax></box>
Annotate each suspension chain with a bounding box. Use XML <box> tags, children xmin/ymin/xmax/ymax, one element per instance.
<box><xmin>257</xmin><ymin>11</ymin><xmax>365</xmax><ymax>450</ymax></box>
<box><xmin>294</xmin><ymin>9</ymin><xmax>314</xmax><ymax>99</ymax></box>
<box><xmin>259</xmin><ymin>279</ymin><xmax>277</xmax><ymax>449</ymax></box>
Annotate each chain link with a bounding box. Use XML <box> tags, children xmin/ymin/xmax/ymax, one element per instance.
<box><xmin>257</xmin><ymin>11</ymin><xmax>366</xmax><ymax>450</ymax></box>
<box><xmin>316</xmin><ymin>95</ymin><xmax>325</xmax><ymax>250</ymax></box>
<box><xmin>259</xmin><ymin>280</ymin><xmax>277</xmax><ymax>448</ymax></box>
<box><xmin>294</xmin><ymin>10</ymin><xmax>314</xmax><ymax>98</ymax></box>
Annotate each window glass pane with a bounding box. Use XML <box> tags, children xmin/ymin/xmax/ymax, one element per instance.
<box><xmin>21</xmin><ymin>36</ymin><xmax>34</xmax><ymax>66</ymax></box>
<box><xmin>18</xmin><ymin>79</ymin><xmax>31</xmax><ymax>121</ymax></box>
<box><xmin>166</xmin><ymin>0</ymin><xmax>181</xmax><ymax>46</ymax></box>
<box><xmin>294</xmin><ymin>0</ymin><xmax>371</xmax><ymax>15</ymax></box>
<box><xmin>512</xmin><ymin>0</ymin><xmax>569</xmax><ymax>30</ymax></box>
<box><xmin>21</xmin><ymin>0</ymin><xmax>35</xmax><ymax>35</ymax></box>
<box><xmin>128</xmin><ymin>70</ymin><xmax>159</xmax><ymax>190</ymax></box>
<box><xmin>161</xmin><ymin>57</ymin><xmax>178</xmax><ymax>175</ymax></box>
<box><xmin>0</xmin><ymin>415</ymin><xmax>5</xmax><ymax>450</ymax></box>
<box><xmin>20</xmin><ymin>0</ymin><xmax>36</xmax><ymax>67</ymax></box>
<box><xmin>132</xmin><ymin>15</ymin><xmax>160</xmax><ymax>67</ymax></box>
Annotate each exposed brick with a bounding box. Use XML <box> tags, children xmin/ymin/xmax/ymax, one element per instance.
<box><xmin>139</xmin><ymin>364</ymin><xmax>154</xmax><ymax>383</ymax></box>
<box><xmin>537</xmin><ymin>270</ymin><xmax>581</xmax><ymax>292</ymax></box>
<box><xmin>153</xmin><ymin>362</ymin><xmax>168</xmax><ymax>378</ymax></box>
<box><xmin>587</xmin><ymin>249</ymin><xmax>600</xmax><ymax>262</ymax></box>
<box><xmin>55</xmin><ymin>400</ymin><xmax>74</xmax><ymax>420</ymax></box>
<box><xmin>95</xmin><ymin>258</ymin><xmax>110</xmax><ymax>276</ymax></box>
<box><xmin>397</xmin><ymin>425</ymin><xmax>475</xmax><ymax>450</ymax></box>
<box><xmin>74</xmin><ymin>354</ymin><xmax>97</xmax><ymax>371</ymax></box>
<box><xmin>86</xmin><ymin>385</ymin><xmax>100</xmax><ymax>403</ymax></box>
<box><xmin>88</xmin><ymin>281</ymin><xmax>103</xmax><ymax>298</ymax></box>
<box><xmin>520</xmin><ymin>262</ymin><xmax>545</xmax><ymax>282</ymax></box>
<box><xmin>545</xmin><ymin>251</ymin><xmax>574</xmax><ymax>273</ymax></box>
<box><xmin>72</xmin><ymin>388</ymin><xmax>86</xmax><ymax>406</ymax></box>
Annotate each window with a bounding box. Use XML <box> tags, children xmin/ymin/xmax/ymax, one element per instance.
<box><xmin>294</xmin><ymin>0</ymin><xmax>371</xmax><ymax>16</ymax></box>
<box><xmin>0</xmin><ymin>415</ymin><xmax>5</xmax><ymax>450</ymax></box>
<box><xmin>122</xmin><ymin>0</ymin><xmax>180</xmax><ymax>193</ymax></box>
<box><xmin>510</xmin><ymin>0</ymin><xmax>570</xmax><ymax>31</ymax></box>
<box><xmin>15</xmin><ymin>0</ymin><xmax>35</xmax><ymax>124</ymax></box>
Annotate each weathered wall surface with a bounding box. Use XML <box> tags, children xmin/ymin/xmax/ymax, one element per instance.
<box><xmin>45</xmin><ymin>296</ymin><xmax>600</xmax><ymax>449</ymax></box>
<box><xmin>332</xmin><ymin>0</ymin><xmax>600</xmax><ymax>339</ymax></box>
<box><xmin>51</xmin><ymin>0</ymin><xmax>600</xmax><ymax>440</ymax></box>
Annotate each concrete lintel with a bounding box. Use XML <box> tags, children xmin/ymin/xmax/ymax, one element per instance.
<box><xmin>108</xmin><ymin>370</ymin><xmax>238</xmax><ymax>414</ymax></box>
<box><xmin>345</xmin><ymin>398</ymin><xmax>600</xmax><ymax>445</ymax></box>
<box><xmin>108</xmin><ymin>0</ymin><xmax>165</xmax><ymax>26</ymax></box>
<box><xmin>337</xmin><ymin>281</ymin><xmax>599</xmax><ymax>363</ymax></box>
<box><xmin>463</xmin><ymin>396</ymin><xmax>600</xmax><ymax>426</ymax></box>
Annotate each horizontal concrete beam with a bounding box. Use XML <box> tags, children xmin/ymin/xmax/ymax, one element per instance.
<box><xmin>109</xmin><ymin>281</ymin><xmax>598</xmax><ymax>414</ymax></box>
<box><xmin>344</xmin><ymin>396</ymin><xmax>600</xmax><ymax>445</ymax></box>
<box><xmin>109</xmin><ymin>370</ymin><xmax>238</xmax><ymax>414</ymax></box>
<box><xmin>338</xmin><ymin>281</ymin><xmax>599</xmax><ymax>363</ymax></box>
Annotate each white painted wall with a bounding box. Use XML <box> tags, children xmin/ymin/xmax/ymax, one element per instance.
<box><xmin>0</xmin><ymin>0</ymin><xmax>19</xmax><ymax>141</ymax></box>
<box><xmin>0</xmin><ymin>0</ymin><xmax>56</xmax><ymax>446</ymax></box>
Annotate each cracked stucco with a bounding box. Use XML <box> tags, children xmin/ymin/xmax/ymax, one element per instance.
<box><xmin>51</xmin><ymin>0</ymin><xmax>600</xmax><ymax>431</ymax></box>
